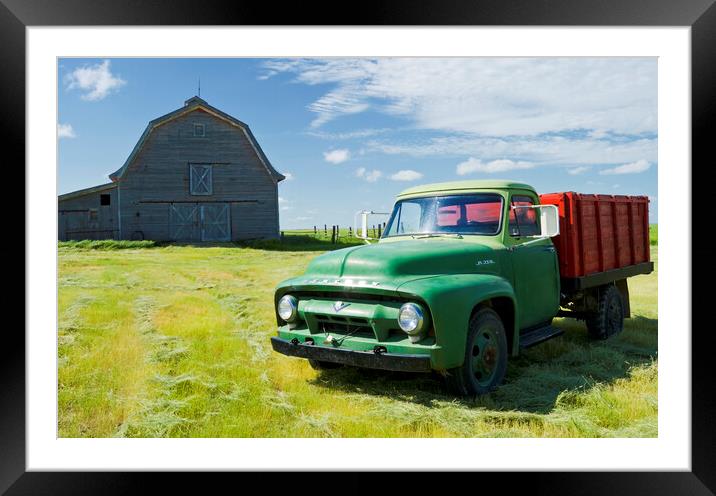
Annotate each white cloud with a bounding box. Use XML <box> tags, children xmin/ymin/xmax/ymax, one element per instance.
<box><xmin>310</xmin><ymin>90</ymin><xmax>369</xmax><ymax>128</ymax></box>
<box><xmin>368</xmin><ymin>135</ymin><xmax>657</xmax><ymax>166</ymax></box>
<box><xmin>456</xmin><ymin>158</ymin><xmax>484</xmax><ymax>175</ymax></box>
<box><xmin>307</xmin><ymin>128</ymin><xmax>389</xmax><ymax>140</ymax></box>
<box><xmin>262</xmin><ymin>58</ymin><xmax>656</xmax><ymax>136</ymax></box>
<box><xmin>65</xmin><ymin>60</ymin><xmax>126</xmax><ymax>101</ymax></box>
<box><xmin>589</xmin><ymin>129</ymin><xmax>609</xmax><ymax>139</ymax></box>
<box><xmin>262</xmin><ymin>59</ymin><xmax>375</xmax><ymax>128</ymax></box>
<box><xmin>355</xmin><ymin>168</ymin><xmax>382</xmax><ymax>182</ymax></box>
<box><xmin>365</xmin><ymin>170</ymin><xmax>382</xmax><ymax>182</ymax></box>
<box><xmin>390</xmin><ymin>169</ymin><xmax>423</xmax><ymax>181</ymax></box>
<box><xmin>456</xmin><ymin>158</ymin><xmax>534</xmax><ymax>175</ymax></box>
<box><xmin>283</xmin><ymin>172</ymin><xmax>294</xmax><ymax>181</ymax></box>
<box><xmin>264</xmin><ymin>58</ymin><xmax>656</xmax><ymax>176</ymax></box>
<box><xmin>599</xmin><ymin>159</ymin><xmax>651</xmax><ymax>175</ymax></box>
<box><xmin>567</xmin><ymin>166</ymin><xmax>590</xmax><ymax>175</ymax></box>
<box><xmin>323</xmin><ymin>149</ymin><xmax>350</xmax><ymax>164</ymax></box>
<box><xmin>57</xmin><ymin>123</ymin><xmax>76</xmax><ymax>139</ymax></box>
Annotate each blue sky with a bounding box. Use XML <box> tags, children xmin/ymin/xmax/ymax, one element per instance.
<box><xmin>58</xmin><ymin>57</ymin><xmax>658</xmax><ymax>228</ymax></box>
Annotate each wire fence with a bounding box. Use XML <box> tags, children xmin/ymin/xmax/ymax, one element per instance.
<box><xmin>281</xmin><ymin>223</ymin><xmax>387</xmax><ymax>244</ymax></box>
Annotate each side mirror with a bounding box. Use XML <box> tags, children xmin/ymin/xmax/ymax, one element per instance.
<box><xmin>354</xmin><ymin>210</ymin><xmax>390</xmax><ymax>242</ymax></box>
<box><xmin>511</xmin><ymin>204</ymin><xmax>560</xmax><ymax>238</ymax></box>
<box><xmin>536</xmin><ymin>204</ymin><xmax>560</xmax><ymax>237</ymax></box>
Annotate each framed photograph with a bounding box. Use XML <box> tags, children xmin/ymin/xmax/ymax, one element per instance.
<box><xmin>5</xmin><ymin>0</ymin><xmax>713</xmax><ymax>492</ymax></box>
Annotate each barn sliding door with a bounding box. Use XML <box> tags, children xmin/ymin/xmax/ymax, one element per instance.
<box><xmin>201</xmin><ymin>203</ymin><xmax>231</xmax><ymax>242</ymax></box>
<box><xmin>169</xmin><ymin>203</ymin><xmax>230</xmax><ymax>242</ymax></box>
<box><xmin>169</xmin><ymin>204</ymin><xmax>200</xmax><ymax>241</ymax></box>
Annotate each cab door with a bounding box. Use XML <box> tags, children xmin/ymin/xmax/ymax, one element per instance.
<box><xmin>507</xmin><ymin>193</ymin><xmax>560</xmax><ymax>329</ymax></box>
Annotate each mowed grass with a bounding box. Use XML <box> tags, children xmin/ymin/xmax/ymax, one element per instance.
<box><xmin>58</xmin><ymin>238</ymin><xmax>657</xmax><ymax>438</ymax></box>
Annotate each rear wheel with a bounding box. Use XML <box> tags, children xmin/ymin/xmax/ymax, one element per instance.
<box><xmin>308</xmin><ymin>359</ymin><xmax>343</xmax><ymax>370</ymax></box>
<box><xmin>586</xmin><ymin>285</ymin><xmax>624</xmax><ymax>340</ymax></box>
<box><xmin>445</xmin><ymin>308</ymin><xmax>508</xmax><ymax>396</ymax></box>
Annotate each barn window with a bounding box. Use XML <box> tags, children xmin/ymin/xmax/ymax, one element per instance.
<box><xmin>100</xmin><ymin>194</ymin><xmax>111</xmax><ymax>206</ymax></box>
<box><xmin>194</xmin><ymin>123</ymin><xmax>205</xmax><ymax>137</ymax></box>
<box><xmin>190</xmin><ymin>164</ymin><xmax>213</xmax><ymax>195</ymax></box>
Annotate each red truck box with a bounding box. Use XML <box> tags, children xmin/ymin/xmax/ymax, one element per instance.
<box><xmin>539</xmin><ymin>192</ymin><xmax>651</xmax><ymax>280</ymax></box>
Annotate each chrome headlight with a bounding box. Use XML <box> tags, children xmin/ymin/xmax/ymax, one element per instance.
<box><xmin>398</xmin><ymin>302</ymin><xmax>425</xmax><ymax>334</ymax></box>
<box><xmin>277</xmin><ymin>295</ymin><xmax>298</xmax><ymax>322</ymax></box>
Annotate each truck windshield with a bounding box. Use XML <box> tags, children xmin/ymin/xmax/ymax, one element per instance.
<box><xmin>383</xmin><ymin>194</ymin><xmax>504</xmax><ymax>237</ymax></box>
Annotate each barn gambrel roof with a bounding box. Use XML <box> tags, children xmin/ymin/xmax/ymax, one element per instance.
<box><xmin>109</xmin><ymin>96</ymin><xmax>285</xmax><ymax>183</ymax></box>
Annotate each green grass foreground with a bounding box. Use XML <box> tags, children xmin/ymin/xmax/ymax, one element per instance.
<box><xmin>59</xmin><ymin>239</ymin><xmax>158</xmax><ymax>250</ymax></box>
<box><xmin>58</xmin><ymin>237</ymin><xmax>657</xmax><ymax>438</ymax></box>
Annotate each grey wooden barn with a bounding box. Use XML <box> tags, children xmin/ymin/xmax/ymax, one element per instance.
<box><xmin>58</xmin><ymin>96</ymin><xmax>285</xmax><ymax>242</ymax></box>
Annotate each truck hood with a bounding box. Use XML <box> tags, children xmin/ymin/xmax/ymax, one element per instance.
<box><xmin>302</xmin><ymin>238</ymin><xmax>496</xmax><ymax>285</ymax></box>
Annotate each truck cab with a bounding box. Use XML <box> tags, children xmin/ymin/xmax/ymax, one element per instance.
<box><xmin>270</xmin><ymin>180</ymin><xmax>652</xmax><ymax>396</ymax></box>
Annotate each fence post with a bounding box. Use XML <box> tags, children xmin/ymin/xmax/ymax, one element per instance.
<box><xmin>314</xmin><ymin>226</ymin><xmax>317</xmax><ymax>234</ymax></box>
<box><xmin>377</xmin><ymin>224</ymin><xmax>382</xmax><ymax>238</ymax></box>
<box><xmin>331</xmin><ymin>225</ymin><xmax>336</xmax><ymax>244</ymax></box>
<box><xmin>349</xmin><ymin>226</ymin><xmax>352</xmax><ymax>237</ymax></box>
<box><xmin>281</xmin><ymin>231</ymin><xmax>285</xmax><ymax>239</ymax></box>
<box><xmin>324</xmin><ymin>224</ymin><xmax>327</xmax><ymax>236</ymax></box>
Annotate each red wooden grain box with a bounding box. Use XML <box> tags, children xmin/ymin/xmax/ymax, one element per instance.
<box><xmin>539</xmin><ymin>192</ymin><xmax>651</xmax><ymax>279</ymax></box>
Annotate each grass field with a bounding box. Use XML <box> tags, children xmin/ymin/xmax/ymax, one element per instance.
<box><xmin>650</xmin><ymin>224</ymin><xmax>658</xmax><ymax>245</ymax></box>
<box><xmin>58</xmin><ymin>233</ymin><xmax>657</xmax><ymax>438</ymax></box>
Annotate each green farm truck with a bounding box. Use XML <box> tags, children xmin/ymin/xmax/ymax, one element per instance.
<box><xmin>270</xmin><ymin>180</ymin><xmax>653</xmax><ymax>396</ymax></box>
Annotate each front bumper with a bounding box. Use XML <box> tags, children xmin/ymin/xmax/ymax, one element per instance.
<box><xmin>270</xmin><ymin>337</ymin><xmax>432</xmax><ymax>373</ymax></box>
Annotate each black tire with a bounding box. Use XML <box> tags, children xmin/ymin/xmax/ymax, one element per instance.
<box><xmin>308</xmin><ymin>359</ymin><xmax>343</xmax><ymax>370</ymax></box>
<box><xmin>586</xmin><ymin>285</ymin><xmax>624</xmax><ymax>340</ymax></box>
<box><xmin>445</xmin><ymin>308</ymin><xmax>509</xmax><ymax>396</ymax></box>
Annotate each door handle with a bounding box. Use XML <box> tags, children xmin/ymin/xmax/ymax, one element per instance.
<box><xmin>542</xmin><ymin>246</ymin><xmax>556</xmax><ymax>252</ymax></box>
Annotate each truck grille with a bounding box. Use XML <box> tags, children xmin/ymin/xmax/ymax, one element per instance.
<box><xmin>313</xmin><ymin>314</ymin><xmax>375</xmax><ymax>339</ymax></box>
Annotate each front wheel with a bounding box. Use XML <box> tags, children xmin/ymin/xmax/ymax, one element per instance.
<box><xmin>445</xmin><ymin>308</ymin><xmax>508</xmax><ymax>396</ymax></box>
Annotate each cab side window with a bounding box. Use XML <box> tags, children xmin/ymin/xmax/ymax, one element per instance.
<box><xmin>509</xmin><ymin>195</ymin><xmax>540</xmax><ymax>237</ymax></box>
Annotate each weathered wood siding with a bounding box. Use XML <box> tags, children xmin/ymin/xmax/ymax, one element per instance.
<box><xmin>117</xmin><ymin>108</ymin><xmax>280</xmax><ymax>241</ymax></box>
<box><xmin>58</xmin><ymin>187</ymin><xmax>118</xmax><ymax>240</ymax></box>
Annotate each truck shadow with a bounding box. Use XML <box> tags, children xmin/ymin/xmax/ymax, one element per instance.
<box><xmin>307</xmin><ymin>315</ymin><xmax>657</xmax><ymax>414</ymax></box>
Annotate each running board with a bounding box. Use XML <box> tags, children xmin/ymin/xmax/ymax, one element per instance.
<box><xmin>519</xmin><ymin>325</ymin><xmax>564</xmax><ymax>349</ymax></box>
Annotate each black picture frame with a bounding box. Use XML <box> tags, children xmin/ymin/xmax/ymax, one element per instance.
<box><xmin>4</xmin><ymin>0</ymin><xmax>713</xmax><ymax>493</ymax></box>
